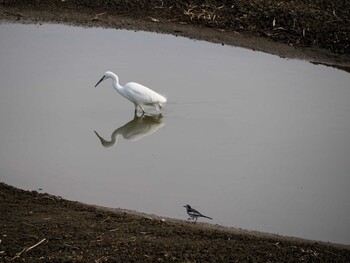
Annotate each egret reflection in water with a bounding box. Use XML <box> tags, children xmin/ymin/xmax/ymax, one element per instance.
<box><xmin>94</xmin><ymin>114</ymin><xmax>165</xmax><ymax>148</ymax></box>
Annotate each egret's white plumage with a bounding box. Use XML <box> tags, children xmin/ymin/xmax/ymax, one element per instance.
<box><xmin>95</xmin><ymin>71</ymin><xmax>166</xmax><ymax>114</ymax></box>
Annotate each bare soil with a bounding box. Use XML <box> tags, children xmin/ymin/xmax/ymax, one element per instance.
<box><xmin>1</xmin><ymin>0</ymin><xmax>350</xmax><ymax>71</ymax></box>
<box><xmin>1</xmin><ymin>1</ymin><xmax>350</xmax><ymax>262</ymax></box>
<box><xmin>1</xmin><ymin>183</ymin><xmax>349</xmax><ymax>262</ymax></box>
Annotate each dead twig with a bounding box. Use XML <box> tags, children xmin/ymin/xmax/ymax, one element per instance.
<box><xmin>101</xmin><ymin>216</ymin><xmax>110</xmax><ymax>223</ymax></box>
<box><xmin>26</xmin><ymin>238</ymin><xmax>46</xmax><ymax>252</ymax></box>
<box><xmin>63</xmin><ymin>243</ymin><xmax>80</xmax><ymax>250</ymax></box>
<box><xmin>183</xmin><ymin>3</ymin><xmax>223</xmax><ymax>24</ymax></box>
<box><xmin>92</xmin><ymin>12</ymin><xmax>107</xmax><ymax>21</ymax></box>
<box><xmin>10</xmin><ymin>248</ymin><xmax>26</xmax><ymax>261</ymax></box>
<box><xmin>149</xmin><ymin>17</ymin><xmax>160</xmax><ymax>23</ymax></box>
<box><xmin>11</xmin><ymin>238</ymin><xmax>46</xmax><ymax>260</ymax></box>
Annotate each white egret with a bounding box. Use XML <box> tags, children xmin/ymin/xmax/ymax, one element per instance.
<box><xmin>95</xmin><ymin>71</ymin><xmax>167</xmax><ymax>115</ymax></box>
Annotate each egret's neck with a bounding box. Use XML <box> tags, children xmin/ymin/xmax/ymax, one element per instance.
<box><xmin>110</xmin><ymin>73</ymin><xmax>122</xmax><ymax>92</ymax></box>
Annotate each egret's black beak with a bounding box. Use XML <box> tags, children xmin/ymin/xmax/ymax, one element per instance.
<box><xmin>95</xmin><ymin>76</ymin><xmax>105</xmax><ymax>87</ymax></box>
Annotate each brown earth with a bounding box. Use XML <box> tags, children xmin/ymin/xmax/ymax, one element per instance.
<box><xmin>1</xmin><ymin>1</ymin><xmax>350</xmax><ymax>262</ymax></box>
<box><xmin>1</xmin><ymin>183</ymin><xmax>350</xmax><ymax>262</ymax></box>
<box><xmin>0</xmin><ymin>0</ymin><xmax>350</xmax><ymax>71</ymax></box>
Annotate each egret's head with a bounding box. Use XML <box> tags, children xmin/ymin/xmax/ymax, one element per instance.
<box><xmin>95</xmin><ymin>71</ymin><xmax>115</xmax><ymax>87</ymax></box>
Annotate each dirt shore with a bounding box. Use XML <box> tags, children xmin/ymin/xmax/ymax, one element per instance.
<box><xmin>1</xmin><ymin>0</ymin><xmax>350</xmax><ymax>71</ymax></box>
<box><xmin>1</xmin><ymin>1</ymin><xmax>350</xmax><ymax>262</ymax></box>
<box><xmin>1</xmin><ymin>183</ymin><xmax>349</xmax><ymax>262</ymax></box>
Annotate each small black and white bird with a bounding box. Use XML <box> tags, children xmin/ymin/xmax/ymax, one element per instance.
<box><xmin>183</xmin><ymin>204</ymin><xmax>212</xmax><ymax>222</ymax></box>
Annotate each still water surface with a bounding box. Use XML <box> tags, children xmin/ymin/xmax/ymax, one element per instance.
<box><xmin>0</xmin><ymin>23</ymin><xmax>349</xmax><ymax>244</ymax></box>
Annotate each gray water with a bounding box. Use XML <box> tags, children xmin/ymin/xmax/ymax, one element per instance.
<box><xmin>0</xmin><ymin>23</ymin><xmax>349</xmax><ymax>244</ymax></box>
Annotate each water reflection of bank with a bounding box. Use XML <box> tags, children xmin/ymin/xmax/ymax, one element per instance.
<box><xmin>94</xmin><ymin>114</ymin><xmax>165</xmax><ymax>148</ymax></box>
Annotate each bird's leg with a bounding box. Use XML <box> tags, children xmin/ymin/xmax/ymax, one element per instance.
<box><xmin>139</xmin><ymin>105</ymin><xmax>145</xmax><ymax>116</ymax></box>
<box><xmin>134</xmin><ymin>103</ymin><xmax>138</xmax><ymax>116</ymax></box>
<box><xmin>134</xmin><ymin>104</ymin><xmax>145</xmax><ymax>116</ymax></box>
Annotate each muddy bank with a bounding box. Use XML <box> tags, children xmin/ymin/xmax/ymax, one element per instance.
<box><xmin>1</xmin><ymin>183</ymin><xmax>349</xmax><ymax>262</ymax></box>
<box><xmin>1</xmin><ymin>0</ymin><xmax>350</xmax><ymax>71</ymax></box>
<box><xmin>1</xmin><ymin>1</ymin><xmax>350</xmax><ymax>262</ymax></box>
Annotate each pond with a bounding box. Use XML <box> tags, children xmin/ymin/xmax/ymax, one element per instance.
<box><xmin>0</xmin><ymin>23</ymin><xmax>349</xmax><ymax>245</ymax></box>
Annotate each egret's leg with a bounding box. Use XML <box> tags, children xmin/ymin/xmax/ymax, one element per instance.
<box><xmin>156</xmin><ymin>103</ymin><xmax>163</xmax><ymax>111</ymax></box>
<box><xmin>139</xmin><ymin>105</ymin><xmax>145</xmax><ymax>116</ymax></box>
<box><xmin>134</xmin><ymin>103</ymin><xmax>138</xmax><ymax>115</ymax></box>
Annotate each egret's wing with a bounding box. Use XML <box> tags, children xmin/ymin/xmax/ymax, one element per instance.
<box><xmin>124</xmin><ymin>82</ymin><xmax>166</xmax><ymax>104</ymax></box>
